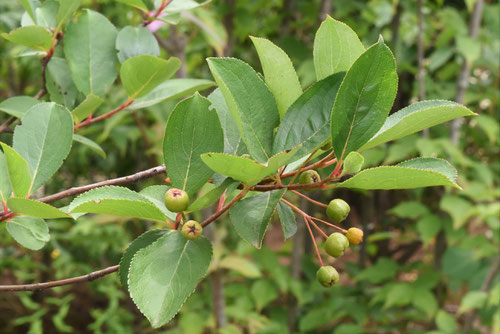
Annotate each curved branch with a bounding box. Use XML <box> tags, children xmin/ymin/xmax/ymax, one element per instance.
<box><xmin>0</xmin><ymin>265</ymin><xmax>119</xmax><ymax>292</ymax></box>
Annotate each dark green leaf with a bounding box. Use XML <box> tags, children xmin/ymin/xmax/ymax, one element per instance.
<box><xmin>277</xmin><ymin>201</ymin><xmax>297</xmax><ymax>239</ymax></box>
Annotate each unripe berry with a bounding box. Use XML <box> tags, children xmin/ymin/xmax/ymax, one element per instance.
<box><xmin>299</xmin><ymin>170</ymin><xmax>321</xmax><ymax>184</ymax></box>
<box><xmin>346</xmin><ymin>227</ymin><xmax>363</xmax><ymax>245</ymax></box>
<box><xmin>325</xmin><ymin>232</ymin><xmax>349</xmax><ymax>258</ymax></box>
<box><xmin>164</xmin><ymin>188</ymin><xmax>189</xmax><ymax>212</ymax></box>
<box><xmin>326</xmin><ymin>199</ymin><xmax>350</xmax><ymax>223</ymax></box>
<box><xmin>316</xmin><ymin>266</ymin><xmax>339</xmax><ymax>287</ymax></box>
<box><xmin>181</xmin><ymin>220</ymin><xmax>203</xmax><ymax>240</ymax></box>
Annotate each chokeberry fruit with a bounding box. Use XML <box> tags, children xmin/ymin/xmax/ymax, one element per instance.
<box><xmin>181</xmin><ymin>220</ymin><xmax>203</xmax><ymax>240</ymax></box>
<box><xmin>299</xmin><ymin>170</ymin><xmax>321</xmax><ymax>184</ymax></box>
<box><xmin>346</xmin><ymin>227</ymin><xmax>363</xmax><ymax>245</ymax></box>
<box><xmin>316</xmin><ymin>266</ymin><xmax>339</xmax><ymax>287</ymax></box>
<box><xmin>164</xmin><ymin>188</ymin><xmax>189</xmax><ymax>212</ymax></box>
<box><xmin>325</xmin><ymin>232</ymin><xmax>349</xmax><ymax>258</ymax></box>
<box><xmin>326</xmin><ymin>199</ymin><xmax>350</xmax><ymax>223</ymax></box>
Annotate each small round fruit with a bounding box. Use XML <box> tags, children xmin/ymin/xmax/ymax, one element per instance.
<box><xmin>346</xmin><ymin>227</ymin><xmax>363</xmax><ymax>245</ymax></box>
<box><xmin>316</xmin><ymin>266</ymin><xmax>339</xmax><ymax>287</ymax></box>
<box><xmin>326</xmin><ymin>199</ymin><xmax>350</xmax><ymax>223</ymax></box>
<box><xmin>325</xmin><ymin>232</ymin><xmax>349</xmax><ymax>258</ymax></box>
<box><xmin>299</xmin><ymin>170</ymin><xmax>321</xmax><ymax>184</ymax></box>
<box><xmin>164</xmin><ymin>188</ymin><xmax>189</xmax><ymax>212</ymax></box>
<box><xmin>181</xmin><ymin>220</ymin><xmax>203</xmax><ymax>240</ymax></box>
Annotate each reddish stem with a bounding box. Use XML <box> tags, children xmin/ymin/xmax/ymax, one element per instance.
<box><xmin>306</xmin><ymin>216</ymin><xmax>328</xmax><ymax>238</ymax></box>
<box><xmin>291</xmin><ymin>190</ymin><xmax>328</xmax><ymax>208</ymax></box>
<box><xmin>74</xmin><ymin>99</ymin><xmax>134</xmax><ymax>131</ymax></box>
<box><xmin>303</xmin><ymin>215</ymin><xmax>324</xmax><ymax>266</ymax></box>
<box><xmin>144</xmin><ymin>0</ymin><xmax>172</xmax><ymax>26</ymax></box>
<box><xmin>201</xmin><ymin>187</ymin><xmax>250</xmax><ymax>227</ymax></box>
<box><xmin>310</xmin><ymin>216</ymin><xmax>347</xmax><ymax>233</ymax></box>
<box><xmin>167</xmin><ymin>220</ymin><xmax>176</xmax><ymax>229</ymax></box>
<box><xmin>217</xmin><ymin>191</ymin><xmax>226</xmax><ymax>211</ymax></box>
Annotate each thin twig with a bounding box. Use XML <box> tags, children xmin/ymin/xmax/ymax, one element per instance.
<box><xmin>303</xmin><ymin>215</ymin><xmax>324</xmax><ymax>266</ymax></box>
<box><xmin>0</xmin><ymin>265</ymin><xmax>119</xmax><ymax>292</ymax></box>
<box><xmin>292</xmin><ymin>190</ymin><xmax>328</xmax><ymax>208</ymax></box>
<box><xmin>74</xmin><ymin>99</ymin><xmax>134</xmax><ymax>131</ymax></box>
<box><xmin>310</xmin><ymin>216</ymin><xmax>347</xmax><ymax>233</ymax></box>
<box><xmin>201</xmin><ymin>187</ymin><xmax>250</xmax><ymax>227</ymax></box>
<box><xmin>306</xmin><ymin>216</ymin><xmax>328</xmax><ymax>239</ymax></box>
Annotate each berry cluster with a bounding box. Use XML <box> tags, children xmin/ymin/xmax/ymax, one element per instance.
<box><xmin>164</xmin><ymin>188</ymin><xmax>203</xmax><ymax>240</ymax></box>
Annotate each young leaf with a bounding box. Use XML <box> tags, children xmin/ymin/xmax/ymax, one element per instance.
<box><xmin>187</xmin><ymin>178</ymin><xmax>235</xmax><ymax>212</ymax></box>
<box><xmin>13</xmin><ymin>103</ymin><xmax>73</xmax><ymax>193</ymax></box>
<box><xmin>250</xmin><ymin>36</ymin><xmax>302</xmax><ymax>118</ymax></box>
<box><xmin>229</xmin><ymin>189</ymin><xmax>285</xmax><ymax>248</ymax></box>
<box><xmin>277</xmin><ymin>201</ymin><xmax>297</xmax><ymax>240</ymax></box>
<box><xmin>73</xmin><ymin>135</ymin><xmax>106</xmax><ymax>158</ymax></box>
<box><xmin>2</xmin><ymin>25</ymin><xmax>52</xmax><ymax>52</ymax></box>
<box><xmin>64</xmin><ymin>9</ymin><xmax>118</xmax><ymax>96</ymax></box>
<box><xmin>313</xmin><ymin>16</ymin><xmax>365</xmax><ymax>80</ymax></box>
<box><xmin>19</xmin><ymin>0</ymin><xmax>36</xmax><ymax>22</ymax></box>
<box><xmin>7</xmin><ymin>198</ymin><xmax>71</xmax><ymax>219</ymax></box>
<box><xmin>55</xmin><ymin>0</ymin><xmax>84</xmax><ymax>32</ymax></box>
<box><xmin>163</xmin><ymin>93</ymin><xmax>224</xmax><ymax>196</ymax></box>
<box><xmin>68</xmin><ymin>186</ymin><xmax>167</xmax><ymax>222</ymax></box>
<box><xmin>119</xmin><ymin>229</ymin><xmax>167</xmax><ymax>290</ymax></box>
<box><xmin>128</xmin><ymin>79</ymin><xmax>215</xmax><ymax>110</ymax></box>
<box><xmin>117</xmin><ymin>0</ymin><xmax>149</xmax><ymax>11</ymax></box>
<box><xmin>128</xmin><ymin>231</ymin><xmax>212</xmax><ymax>328</ymax></box>
<box><xmin>116</xmin><ymin>26</ymin><xmax>160</xmax><ymax>63</ymax></box>
<box><xmin>207</xmin><ymin>57</ymin><xmax>279</xmax><ymax>163</ymax></box>
<box><xmin>360</xmin><ymin>100</ymin><xmax>477</xmax><ymax>150</ymax></box>
<box><xmin>0</xmin><ymin>96</ymin><xmax>39</xmax><ymax>119</ymax></box>
<box><xmin>273</xmin><ymin>72</ymin><xmax>344</xmax><ymax>157</ymax></box>
<box><xmin>331</xmin><ymin>37</ymin><xmax>397</xmax><ymax>161</ymax></box>
<box><xmin>341</xmin><ymin>151</ymin><xmax>364</xmax><ymax>176</ymax></box>
<box><xmin>0</xmin><ymin>143</ymin><xmax>31</xmax><ymax>198</ymax></box>
<box><xmin>46</xmin><ymin>57</ymin><xmax>78</xmax><ymax>109</ymax></box>
<box><xmin>120</xmin><ymin>55</ymin><xmax>180</xmax><ymax>99</ymax></box>
<box><xmin>71</xmin><ymin>94</ymin><xmax>104</xmax><ymax>124</ymax></box>
<box><xmin>201</xmin><ymin>146</ymin><xmax>300</xmax><ymax>186</ymax></box>
<box><xmin>139</xmin><ymin>185</ymin><xmax>177</xmax><ymax>221</ymax></box>
<box><xmin>337</xmin><ymin>158</ymin><xmax>460</xmax><ymax>190</ymax></box>
<box><xmin>7</xmin><ymin>216</ymin><xmax>50</xmax><ymax>250</ymax></box>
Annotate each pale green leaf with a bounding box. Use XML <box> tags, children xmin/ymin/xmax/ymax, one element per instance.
<box><xmin>138</xmin><ymin>185</ymin><xmax>177</xmax><ymax>221</ymax></box>
<box><xmin>116</xmin><ymin>26</ymin><xmax>160</xmax><ymax>63</ymax></box>
<box><xmin>73</xmin><ymin>134</ymin><xmax>106</xmax><ymax>158</ymax></box>
<box><xmin>0</xmin><ymin>143</ymin><xmax>32</xmax><ymax>198</ymax></box>
<box><xmin>219</xmin><ymin>255</ymin><xmax>262</xmax><ymax>278</ymax></box>
<box><xmin>55</xmin><ymin>0</ymin><xmax>84</xmax><ymax>31</ymax></box>
<box><xmin>6</xmin><ymin>216</ymin><xmax>49</xmax><ymax>250</ymax></box>
<box><xmin>458</xmin><ymin>291</ymin><xmax>488</xmax><ymax>314</ymax></box>
<box><xmin>416</xmin><ymin>214</ymin><xmax>443</xmax><ymax>244</ymax></box>
<box><xmin>361</xmin><ymin>100</ymin><xmax>476</xmax><ymax>150</ymax></box>
<box><xmin>71</xmin><ymin>94</ymin><xmax>104</xmax><ymax>124</ymax></box>
<box><xmin>46</xmin><ymin>57</ymin><xmax>78</xmax><ymax>109</ymax></box>
<box><xmin>19</xmin><ymin>0</ymin><xmax>36</xmax><ymax>22</ymax></box>
<box><xmin>7</xmin><ymin>197</ymin><xmax>71</xmax><ymax>219</ymax></box>
<box><xmin>0</xmin><ymin>96</ymin><xmax>39</xmax><ymax>119</ymax></box>
<box><xmin>207</xmin><ymin>57</ymin><xmax>279</xmax><ymax>163</ymax></box>
<box><xmin>313</xmin><ymin>16</ymin><xmax>365</xmax><ymax>80</ymax></box>
<box><xmin>2</xmin><ymin>25</ymin><xmax>52</xmax><ymax>51</ymax></box>
<box><xmin>412</xmin><ymin>289</ymin><xmax>438</xmax><ymax>318</ymax></box>
<box><xmin>187</xmin><ymin>178</ymin><xmax>234</xmax><ymax>212</ymax></box>
<box><xmin>128</xmin><ymin>231</ymin><xmax>212</xmax><ymax>328</ymax></box>
<box><xmin>0</xmin><ymin>152</ymin><xmax>11</xmax><ymax>202</ymax></box>
<box><xmin>13</xmin><ymin>102</ymin><xmax>73</xmax><ymax>193</ymax></box>
<box><xmin>341</xmin><ymin>151</ymin><xmax>364</xmax><ymax>175</ymax></box>
<box><xmin>436</xmin><ymin>310</ymin><xmax>457</xmax><ymax>334</ymax></box>
<box><xmin>163</xmin><ymin>93</ymin><xmax>224</xmax><ymax>196</ymax></box>
<box><xmin>251</xmin><ymin>279</ymin><xmax>279</xmax><ymax>311</ymax></box>
<box><xmin>251</xmin><ymin>36</ymin><xmax>302</xmax><ymax>118</ymax></box>
<box><xmin>117</xmin><ymin>0</ymin><xmax>148</xmax><ymax>11</ymax></box>
<box><xmin>331</xmin><ymin>38</ymin><xmax>397</xmax><ymax>160</ymax></box>
<box><xmin>120</xmin><ymin>55</ymin><xmax>181</xmax><ymax>99</ymax></box>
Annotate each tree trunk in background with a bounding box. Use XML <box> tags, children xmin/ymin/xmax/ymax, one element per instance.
<box><xmin>222</xmin><ymin>0</ymin><xmax>235</xmax><ymax>56</ymax></box>
<box><xmin>417</xmin><ymin>0</ymin><xmax>429</xmax><ymax>137</ymax></box>
<box><xmin>319</xmin><ymin>0</ymin><xmax>332</xmax><ymax>21</ymax></box>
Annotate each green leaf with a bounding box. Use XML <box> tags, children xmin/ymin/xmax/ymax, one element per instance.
<box><xmin>458</xmin><ymin>291</ymin><xmax>488</xmax><ymax>314</ymax></box>
<box><xmin>337</xmin><ymin>158</ymin><xmax>460</xmax><ymax>190</ymax></box>
<box><xmin>72</xmin><ymin>134</ymin><xmax>106</xmax><ymax>158</ymax></box>
<box><xmin>313</xmin><ymin>16</ymin><xmax>365</xmax><ymax>80</ymax></box>
<box><xmin>331</xmin><ymin>38</ymin><xmax>397</xmax><ymax>161</ymax></box>
<box><xmin>6</xmin><ymin>216</ymin><xmax>50</xmax><ymax>250</ymax></box>
<box><xmin>276</xmin><ymin>201</ymin><xmax>297</xmax><ymax>239</ymax></box>
<box><xmin>0</xmin><ymin>143</ymin><xmax>32</xmax><ymax>198</ymax></box>
<box><xmin>2</xmin><ymin>25</ymin><xmax>52</xmax><ymax>52</ymax></box>
<box><xmin>219</xmin><ymin>255</ymin><xmax>262</xmax><ymax>278</ymax></box>
<box><xmin>128</xmin><ymin>231</ymin><xmax>212</xmax><ymax>328</ymax></box>
<box><xmin>7</xmin><ymin>198</ymin><xmax>71</xmax><ymax>219</ymax></box>
<box><xmin>13</xmin><ymin>103</ymin><xmax>74</xmax><ymax>193</ymax></box>
<box><xmin>120</xmin><ymin>55</ymin><xmax>180</xmax><ymax>99</ymax></box>
<box><xmin>129</xmin><ymin>78</ymin><xmax>215</xmax><ymax>110</ymax></box>
<box><xmin>68</xmin><ymin>186</ymin><xmax>167</xmax><ymax>222</ymax></box>
<box><xmin>229</xmin><ymin>189</ymin><xmax>285</xmax><ymax>248</ymax></box>
<box><xmin>187</xmin><ymin>179</ymin><xmax>234</xmax><ymax>212</ymax></box>
<box><xmin>116</xmin><ymin>26</ymin><xmax>160</xmax><ymax>63</ymax></box>
<box><xmin>436</xmin><ymin>310</ymin><xmax>457</xmax><ymax>334</ymax></box>
<box><xmin>119</xmin><ymin>229</ymin><xmax>167</xmax><ymax>290</ymax></box>
<box><xmin>163</xmin><ymin>94</ymin><xmax>224</xmax><ymax>196</ymax></box>
<box><xmin>201</xmin><ymin>146</ymin><xmax>300</xmax><ymax>186</ymax></box>
<box><xmin>251</xmin><ymin>279</ymin><xmax>279</xmax><ymax>311</ymax></box>
<box><xmin>138</xmin><ymin>185</ymin><xmax>177</xmax><ymax>221</ymax></box>
<box><xmin>440</xmin><ymin>195</ymin><xmax>474</xmax><ymax>228</ymax></box>
<box><xmin>442</xmin><ymin>247</ymin><xmax>480</xmax><ymax>281</ymax></box>
<box><xmin>0</xmin><ymin>96</ymin><xmax>39</xmax><ymax>119</ymax></box>
<box><xmin>208</xmin><ymin>88</ymin><xmax>246</xmax><ymax>156</ymax></box>
<box><xmin>389</xmin><ymin>201</ymin><xmax>429</xmax><ymax>219</ymax></box>
<box><xmin>416</xmin><ymin>214</ymin><xmax>443</xmax><ymax>244</ymax></box>
<box><xmin>0</xmin><ymin>152</ymin><xmax>12</xmax><ymax>202</ymax></box>
<box><xmin>356</xmin><ymin>258</ymin><xmax>398</xmax><ymax>283</ymax></box>
<box><xmin>19</xmin><ymin>0</ymin><xmax>36</xmax><ymax>22</ymax></box>
<box><xmin>412</xmin><ymin>289</ymin><xmax>438</xmax><ymax>318</ymax></box>
<box><xmin>117</xmin><ymin>0</ymin><xmax>149</xmax><ymax>11</ymax></box>
<box><xmin>250</xmin><ymin>36</ymin><xmax>302</xmax><ymax>118</ymax></box>
<box><xmin>64</xmin><ymin>9</ymin><xmax>118</xmax><ymax>96</ymax></box>
<box><xmin>273</xmin><ymin>73</ymin><xmax>344</xmax><ymax>157</ymax></box>
<box><xmin>71</xmin><ymin>94</ymin><xmax>104</xmax><ymax>125</ymax></box>
<box><xmin>341</xmin><ymin>151</ymin><xmax>364</xmax><ymax>176</ymax></box>
<box><xmin>46</xmin><ymin>57</ymin><xmax>78</xmax><ymax>109</ymax></box>
<box><xmin>361</xmin><ymin>100</ymin><xmax>477</xmax><ymax>150</ymax></box>
<box><xmin>384</xmin><ymin>283</ymin><xmax>413</xmax><ymax>308</ymax></box>
<box><xmin>55</xmin><ymin>0</ymin><xmax>84</xmax><ymax>31</ymax></box>
<box><xmin>207</xmin><ymin>57</ymin><xmax>279</xmax><ymax>163</ymax></box>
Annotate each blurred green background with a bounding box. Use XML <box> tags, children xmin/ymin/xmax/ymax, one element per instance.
<box><xmin>0</xmin><ymin>0</ymin><xmax>498</xmax><ymax>333</ymax></box>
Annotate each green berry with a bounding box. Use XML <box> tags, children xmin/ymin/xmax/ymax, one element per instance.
<box><xmin>325</xmin><ymin>232</ymin><xmax>349</xmax><ymax>258</ymax></box>
<box><xmin>346</xmin><ymin>227</ymin><xmax>363</xmax><ymax>245</ymax></box>
<box><xmin>316</xmin><ymin>266</ymin><xmax>339</xmax><ymax>287</ymax></box>
<box><xmin>181</xmin><ymin>220</ymin><xmax>203</xmax><ymax>240</ymax></box>
<box><xmin>299</xmin><ymin>170</ymin><xmax>321</xmax><ymax>184</ymax></box>
<box><xmin>326</xmin><ymin>199</ymin><xmax>350</xmax><ymax>223</ymax></box>
<box><xmin>164</xmin><ymin>188</ymin><xmax>189</xmax><ymax>212</ymax></box>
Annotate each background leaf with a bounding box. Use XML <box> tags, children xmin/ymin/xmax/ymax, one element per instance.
<box><xmin>0</xmin><ymin>96</ymin><xmax>39</xmax><ymax>119</ymax></box>
<box><xmin>72</xmin><ymin>135</ymin><xmax>106</xmax><ymax>158</ymax></box>
<box><xmin>71</xmin><ymin>94</ymin><xmax>103</xmax><ymax>125</ymax></box>
<box><xmin>116</xmin><ymin>26</ymin><xmax>160</xmax><ymax>63</ymax></box>
<box><xmin>6</xmin><ymin>216</ymin><xmax>50</xmax><ymax>250</ymax></box>
<box><xmin>0</xmin><ymin>152</ymin><xmax>12</xmax><ymax>202</ymax></box>
<box><xmin>277</xmin><ymin>201</ymin><xmax>297</xmax><ymax>239</ymax></box>
<box><xmin>46</xmin><ymin>57</ymin><xmax>78</xmax><ymax>109</ymax></box>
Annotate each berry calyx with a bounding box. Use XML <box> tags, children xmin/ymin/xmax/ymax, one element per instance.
<box><xmin>316</xmin><ymin>266</ymin><xmax>339</xmax><ymax>287</ymax></box>
<box><xmin>346</xmin><ymin>227</ymin><xmax>363</xmax><ymax>245</ymax></box>
<box><xmin>326</xmin><ymin>198</ymin><xmax>350</xmax><ymax>223</ymax></box>
<box><xmin>181</xmin><ymin>220</ymin><xmax>203</xmax><ymax>240</ymax></box>
<box><xmin>164</xmin><ymin>188</ymin><xmax>189</xmax><ymax>212</ymax></box>
<box><xmin>325</xmin><ymin>232</ymin><xmax>349</xmax><ymax>258</ymax></box>
<box><xmin>299</xmin><ymin>170</ymin><xmax>321</xmax><ymax>184</ymax></box>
